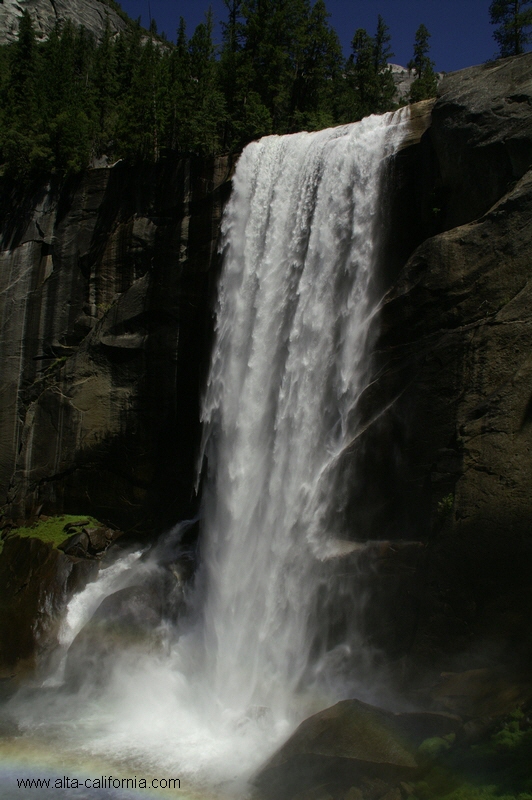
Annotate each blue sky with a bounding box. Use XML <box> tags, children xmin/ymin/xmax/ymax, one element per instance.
<box><xmin>118</xmin><ymin>0</ymin><xmax>498</xmax><ymax>74</ymax></box>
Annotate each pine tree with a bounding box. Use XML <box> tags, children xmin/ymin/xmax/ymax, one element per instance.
<box><xmin>48</xmin><ymin>23</ymin><xmax>93</xmax><ymax>170</ymax></box>
<box><xmin>92</xmin><ymin>16</ymin><xmax>119</xmax><ymax>148</ymax></box>
<box><xmin>219</xmin><ymin>0</ymin><xmax>272</xmax><ymax>148</ymax></box>
<box><xmin>113</xmin><ymin>20</ymin><xmax>147</xmax><ymax>158</ymax></box>
<box><xmin>163</xmin><ymin>17</ymin><xmax>191</xmax><ymax>152</ymax></box>
<box><xmin>373</xmin><ymin>15</ymin><xmax>395</xmax><ymax>112</ymax></box>
<box><xmin>1</xmin><ymin>11</ymin><xmax>52</xmax><ymax>173</ymax></box>
<box><xmin>337</xmin><ymin>15</ymin><xmax>396</xmax><ymax>123</ymax></box>
<box><xmin>7</xmin><ymin>10</ymin><xmax>38</xmax><ymax>118</ymax></box>
<box><xmin>489</xmin><ymin>0</ymin><xmax>532</xmax><ymax>56</ymax></box>
<box><xmin>350</xmin><ymin>28</ymin><xmax>378</xmax><ymax>118</ymax></box>
<box><xmin>186</xmin><ymin>10</ymin><xmax>226</xmax><ymax>153</ymax></box>
<box><xmin>290</xmin><ymin>0</ymin><xmax>343</xmax><ymax>130</ymax></box>
<box><xmin>242</xmin><ymin>0</ymin><xmax>311</xmax><ymax>133</ymax></box>
<box><xmin>408</xmin><ymin>24</ymin><xmax>438</xmax><ymax>102</ymax></box>
<box><xmin>118</xmin><ymin>36</ymin><xmax>163</xmax><ymax>160</ymax></box>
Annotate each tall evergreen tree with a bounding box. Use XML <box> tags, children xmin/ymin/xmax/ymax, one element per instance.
<box><xmin>408</xmin><ymin>24</ymin><xmax>438</xmax><ymax>102</ymax></box>
<box><xmin>290</xmin><ymin>0</ymin><xmax>343</xmax><ymax>130</ymax></box>
<box><xmin>219</xmin><ymin>0</ymin><xmax>243</xmax><ymax>146</ymax></box>
<box><xmin>489</xmin><ymin>0</ymin><xmax>532</xmax><ymax>56</ymax></box>
<box><xmin>242</xmin><ymin>0</ymin><xmax>311</xmax><ymax>132</ymax></box>
<box><xmin>92</xmin><ymin>16</ymin><xmax>118</xmax><ymax>146</ymax></box>
<box><xmin>186</xmin><ymin>10</ymin><xmax>226</xmax><ymax>153</ymax></box>
<box><xmin>7</xmin><ymin>10</ymin><xmax>38</xmax><ymax>118</ymax></box>
<box><xmin>350</xmin><ymin>27</ymin><xmax>377</xmax><ymax>118</ymax></box>
<box><xmin>163</xmin><ymin>17</ymin><xmax>192</xmax><ymax>151</ymax></box>
<box><xmin>340</xmin><ymin>16</ymin><xmax>395</xmax><ymax>121</ymax></box>
<box><xmin>219</xmin><ymin>0</ymin><xmax>272</xmax><ymax>148</ymax></box>
<box><xmin>373</xmin><ymin>15</ymin><xmax>395</xmax><ymax>112</ymax></box>
<box><xmin>42</xmin><ymin>22</ymin><xmax>93</xmax><ymax>170</ymax></box>
<box><xmin>1</xmin><ymin>11</ymin><xmax>51</xmax><ymax>173</ymax></box>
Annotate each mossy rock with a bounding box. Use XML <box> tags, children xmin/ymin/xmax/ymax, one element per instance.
<box><xmin>1</xmin><ymin>514</ymin><xmax>104</xmax><ymax>553</ymax></box>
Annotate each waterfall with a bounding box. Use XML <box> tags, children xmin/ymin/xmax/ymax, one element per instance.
<box><xmin>196</xmin><ymin>109</ymin><xmax>410</xmax><ymax>724</ymax></box>
<box><xmin>4</xmin><ymin>109</ymin><xmax>412</xmax><ymax>798</ymax></box>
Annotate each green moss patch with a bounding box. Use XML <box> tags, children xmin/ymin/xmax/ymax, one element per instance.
<box><xmin>1</xmin><ymin>515</ymin><xmax>105</xmax><ymax>554</ymax></box>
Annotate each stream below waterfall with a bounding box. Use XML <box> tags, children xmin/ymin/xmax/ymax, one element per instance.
<box><xmin>0</xmin><ymin>108</ymin><xmax>412</xmax><ymax>799</ymax></box>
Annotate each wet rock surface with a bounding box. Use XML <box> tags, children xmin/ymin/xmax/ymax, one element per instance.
<box><xmin>253</xmin><ymin>699</ymin><xmax>464</xmax><ymax>800</ymax></box>
<box><xmin>343</xmin><ymin>51</ymin><xmax>532</xmax><ymax>677</ymax></box>
<box><xmin>253</xmin><ymin>689</ymin><xmax>532</xmax><ymax>800</ymax></box>
<box><xmin>0</xmin><ymin>156</ymin><xmax>233</xmax><ymax>531</ymax></box>
<box><xmin>63</xmin><ymin>552</ymin><xmax>190</xmax><ymax>689</ymax></box>
<box><xmin>58</xmin><ymin>523</ymin><xmax>122</xmax><ymax>558</ymax></box>
<box><xmin>0</xmin><ymin>535</ymin><xmax>98</xmax><ymax>679</ymax></box>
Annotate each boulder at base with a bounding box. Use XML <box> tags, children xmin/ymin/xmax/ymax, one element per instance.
<box><xmin>253</xmin><ymin>700</ymin><xmax>420</xmax><ymax>800</ymax></box>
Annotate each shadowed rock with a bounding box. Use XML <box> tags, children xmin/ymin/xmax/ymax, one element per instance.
<box><xmin>58</xmin><ymin>525</ymin><xmax>122</xmax><ymax>558</ymax></box>
<box><xmin>253</xmin><ymin>700</ymin><xmax>420</xmax><ymax>800</ymax></box>
<box><xmin>253</xmin><ymin>699</ymin><xmax>465</xmax><ymax>800</ymax></box>
<box><xmin>0</xmin><ymin>536</ymin><xmax>98</xmax><ymax>679</ymax></box>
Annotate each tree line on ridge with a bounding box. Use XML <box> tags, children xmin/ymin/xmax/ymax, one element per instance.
<box><xmin>0</xmin><ymin>0</ymin><xmax>529</xmax><ymax>178</ymax></box>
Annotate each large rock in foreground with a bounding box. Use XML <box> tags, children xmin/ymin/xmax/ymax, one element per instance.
<box><xmin>253</xmin><ymin>700</ymin><xmax>417</xmax><ymax>800</ymax></box>
<box><xmin>253</xmin><ymin>699</ymin><xmax>463</xmax><ymax>800</ymax></box>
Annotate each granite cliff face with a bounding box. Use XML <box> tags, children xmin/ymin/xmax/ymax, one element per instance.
<box><xmin>0</xmin><ymin>157</ymin><xmax>233</xmax><ymax>531</ymax></box>
<box><xmin>1</xmin><ymin>52</ymin><xmax>532</xmax><ymax>683</ymax></box>
<box><xmin>0</xmin><ymin>0</ymin><xmax>128</xmax><ymax>44</ymax></box>
<box><xmin>351</xmin><ymin>52</ymin><xmax>532</xmax><ymax>678</ymax></box>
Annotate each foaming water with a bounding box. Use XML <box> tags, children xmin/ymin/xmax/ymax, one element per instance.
<box><xmin>43</xmin><ymin>550</ymin><xmax>145</xmax><ymax>687</ymax></box>
<box><xmin>196</xmin><ymin>108</ymin><xmax>412</xmax><ymax>723</ymax></box>
<box><xmin>2</xmin><ymin>110</ymin><xmax>412</xmax><ymax>798</ymax></box>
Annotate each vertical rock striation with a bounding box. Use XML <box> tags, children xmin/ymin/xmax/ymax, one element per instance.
<box><xmin>0</xmin><ymin>157</ymin><xmax>233</xmax><ymax>530</ymax></box>
<box><xmin>353</xmin><ymin>53</ymin><xmax>532</xmax><ymax>676</ymax></box>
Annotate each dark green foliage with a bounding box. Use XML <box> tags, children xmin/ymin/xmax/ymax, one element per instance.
<box><xmin>0</xmin><ymin>1</ymin><xmax>421</xmax><ymax>178</ymax></box>
<box><xmin>489</xmin><ymin>0</ymin><xmax>532</xmax><ymax>56</ymax></box>
<box><xmin>241</xmin><ymin>0</ymin><xmax>309</xmax><ymax>131</ymax></box>
<box><xmin>350</xmin><ymin>28</ymin><xmax>379</xmax><ymax>118</ymax></box>
<box><xmin>409</xmin><ymin>707</ymin><xmax>532</xmax><ymax>800</ymax></box>
<box><xmin>185</xmin><ymin>10</ymin><xmax>226</xmax><ymax>152</ymax></box>
<box><xmin>374</xmin><ymin>15</ymin><xmax>396</xmax><ymax>111</ymax></box>
<box><xmin>289</xmin><ymin>0</ymin><xmax>343</xmax><ymax>131</ymax></box>
<box><xmin>219</xmin><ymin>0</ymin><xmax>342</xmax><ymax>145</ymax></box>
<box><xmin>338</xmin><ymin>15</ymin><xmax>396</xmax><ymax>122</ymax></box>
<box><xmin>1</xmin><ymin>12</ymin><xmax>51</xmax><ymax>173</ymax></box>
<box><xmin>408</xmin><ymin>23</ymin><xmax>438</xmax><ymax>102</ymax></box>
<box><xmin>91</xmin><ymin>18</ymin><xmax>118</xmax><ymax>148</ymax></box>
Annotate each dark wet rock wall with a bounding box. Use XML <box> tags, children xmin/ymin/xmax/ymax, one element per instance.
<box><xmin>0</xmin><ymin>156</ymin><xmax>233</xmax><ymax>532</ymax></box>
<box><xmin>348</xmin><ymin>53</ymin><xmax>532</xmax><ymax>677</ymax></box>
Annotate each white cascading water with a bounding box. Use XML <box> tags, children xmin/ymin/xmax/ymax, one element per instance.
<box><xmin>4</xmin><ymin>109</ymin><xmax>412</xmax><ymax>799</ymax></box>
<box><xmin>196</xmin><ymin>108</ymin><xmax>411</xmax><ymax>722</ymax></box>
